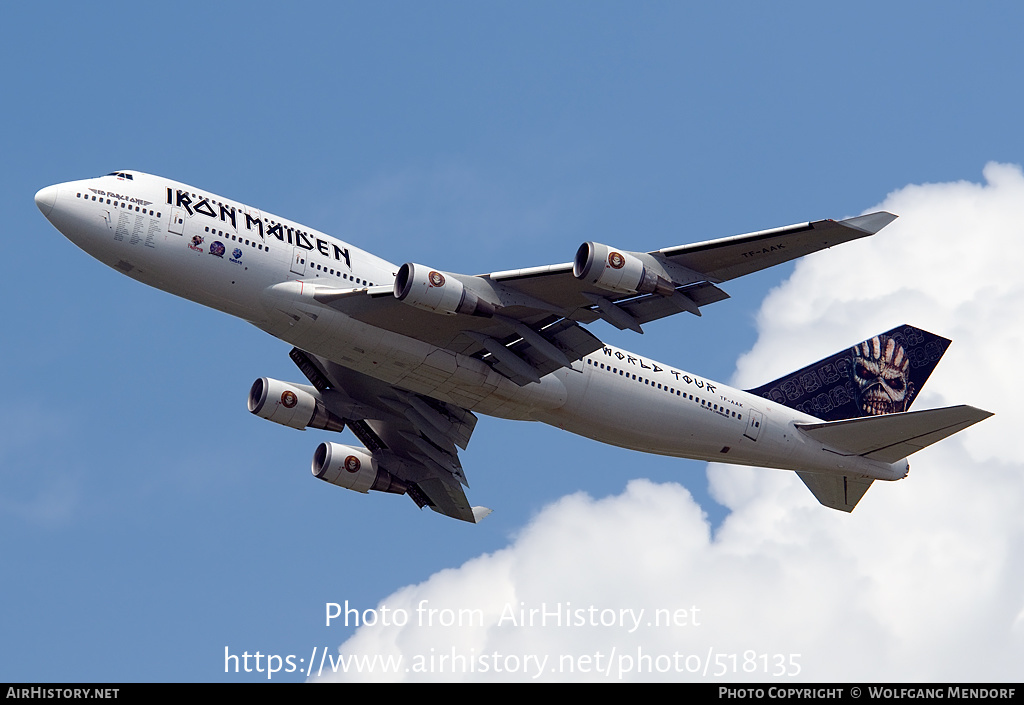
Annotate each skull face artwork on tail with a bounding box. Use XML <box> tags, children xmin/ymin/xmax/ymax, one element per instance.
<box><xmin>745</xmin><ymin>324</ymin><xmax>951</xmax><ymax>422</ymax></box>
<box><xmin>851</xmin><ymin>335</ymin><xmax>913</xmax><ymax>415</ymax></box>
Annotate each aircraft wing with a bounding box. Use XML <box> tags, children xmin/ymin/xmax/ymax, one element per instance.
<box><xmin>290</xmin><ymin>348</ymin><xmax>488</xmax><ymax>523</ymax></box>
<box><xmin>651</xmin><ymin>212</ymin><xmax>898</xmax><ymax>283</ymax></box>
<box><xmin>486</xmin><ymin>211</ymin><xmax>897</xmax><ymax>315</ymax></box>
<box><xmin>310</xmin><ymin>213</ymin><xmax>896</xmax><ymax>386</ymax></box>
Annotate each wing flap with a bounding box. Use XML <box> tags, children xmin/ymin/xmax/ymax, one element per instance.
<box><xmin>795</xmin><ymin>405</ymin><xmax>993</xmax><ymax>463</ymax></box>
<box><xmin>468</xmin><ymin>316</ymin><xmax>603</xmax><ymax>386</ymax></box>
<box><xmin>512</xmin><ymin>318</ymin><xmax>603</xmax><ymax>373</ymax></box>
<box><xmin>412</xmin><ymin>476</ymin><xmax>478</xmax><ymax>522</ymax></box>
<box><xmin>617</xmin><ymin>282</ymin><xmax>731</xmax><ymax>325</ymax></box>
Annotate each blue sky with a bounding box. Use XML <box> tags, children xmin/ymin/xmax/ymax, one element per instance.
<box><xmin>3</xmin><ymin>2</ymin><xmax>1023</xmax><ymax>682</ymax></box>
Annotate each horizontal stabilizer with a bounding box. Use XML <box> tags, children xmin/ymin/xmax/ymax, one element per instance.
<box><xmin>797</xmin><ymin>472</ymin><xmax>873</xmax><ymax>512</ymax></box>
<box><xmin>796</xmin><ymin>405</ymin><xmax>993</xmax><ymax>463</ymax></box>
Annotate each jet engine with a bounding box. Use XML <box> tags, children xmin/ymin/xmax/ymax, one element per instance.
<box><xmin>312</xmin><ymin>442</ymin><xmax>409</xmax><ymax>495</ymax></box>
<box><xmin>573</xmin><ymin>242</ymin><xmax>675</xmax><ymax>297</ymax></box>
<box><xmin>394</xmin><ymin>263</ymin><xmax>494</xmax><ymax>317</ymax></box>
<box><xmin>248</xmin><ymin>378</ymin><xmax>346</xmax><ymax>432</ymax></box>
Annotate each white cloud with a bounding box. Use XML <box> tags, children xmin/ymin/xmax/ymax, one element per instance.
<box><xmin>319</xmin><ymin>163</ymin><xmax>1024</xmax><ymax>682</ymax></box>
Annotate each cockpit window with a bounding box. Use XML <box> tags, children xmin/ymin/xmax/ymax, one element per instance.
<box><xmin>105</xmin><ymin>172</ymin><xmax>134</xmax><ymax>180</ymax></box>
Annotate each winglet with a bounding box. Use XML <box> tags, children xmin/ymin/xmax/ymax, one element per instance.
<box><xmin>840</xmin><ymin>211</ymin><xmax>898</xmax><ymax>234</ymax></box>
<box><xmin>472</xmin><ymin>506</ymin><xmax>493</xmax><ymax>522</ymax></box>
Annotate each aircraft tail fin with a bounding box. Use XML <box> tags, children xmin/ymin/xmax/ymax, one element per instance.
<box><xmin>744</xmin><ymin>324</ymin><xmax>951</xmax><ymax>421</ymax></box>
<box><xmin>795</xmin><ymin>404</ymin><xmax>993</xmax><ymax>464</ymax></box>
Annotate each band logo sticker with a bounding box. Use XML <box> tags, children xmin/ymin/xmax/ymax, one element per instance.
<box><xmin>280</xmin><ymin>391</ymin><xmax>298</xmax><ymax>408</ymax></box>
<box><xmin>608</xmin><ymin>252</ymin><xmax>625</xmax><ymax>269</ymax></box>
<box><xmin>429</xmin><ymin>271</ymin><xmax>445</xmax><ymax>287</ymax></box>
<box><xmin>344</xmin><ymin>455</ymin><xmax>361</xmax><ymax>473</ymax></box>
<box><xmin>188</xmin><ymin>235</ymin><xmax>204</xmax><ymax>252</ymax></box>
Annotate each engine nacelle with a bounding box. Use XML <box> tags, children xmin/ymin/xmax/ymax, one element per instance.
<box><xmin>312</xmin><ymin>442</ymin><xmax>409</xmax><ymax>495</ymax></box>
<box><xmin>573</xmin><ymin>242</ymin><xmax>675</xmax><ymax>297</ymax></box>
<box><xmin>248</xmin><ymin>378</ymin><xmax>346</xmax><ymax>432</ymax></box>
<box><xmin>394</xmin><ymin>263</ymin><xmax>494</xmax><ymax>317</ymax></box>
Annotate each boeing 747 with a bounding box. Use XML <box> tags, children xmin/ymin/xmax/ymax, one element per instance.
<box><xmin>35</xmin><ymin>171</ymin><xmax>992</xmax><ymax>521</ymax></box>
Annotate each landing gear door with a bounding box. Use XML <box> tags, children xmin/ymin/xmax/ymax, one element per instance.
<box><xmin>744</xmin><ymin>409</ymin><xmax>764</xmax><ymax>442</ymax></box>
<box><xmin>290</xmin><ymin>247</ymin><xmax>307</xmax><ymax>275</ymax></box>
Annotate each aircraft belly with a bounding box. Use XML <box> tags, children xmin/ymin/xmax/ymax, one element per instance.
<box><xmin>544</xmin><ymin>365</ymin><xmax>738</xmax><ymax>458</ymax></box>
<box><xmin>541</xmin><ymin>357</ymin><xmax>857</xmax><ymax>472</ymax></box>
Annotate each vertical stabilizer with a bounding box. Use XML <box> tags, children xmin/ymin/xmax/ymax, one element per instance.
<box><xmin>745</xmin><ymin>325</ymin><xmax>951</xmax><ymax>421</ymax></box>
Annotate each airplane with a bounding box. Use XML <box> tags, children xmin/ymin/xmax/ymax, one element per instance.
<box><xmin>34</xmin><ymin>170</ymin><xmax>993</xmax><ymax>522</ymax></box>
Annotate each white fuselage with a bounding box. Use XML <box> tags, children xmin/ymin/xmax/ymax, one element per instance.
<box><xmin>36</xmin><ymin>171</ymin><xmax>906</xmax><ymax>482</ymax></box>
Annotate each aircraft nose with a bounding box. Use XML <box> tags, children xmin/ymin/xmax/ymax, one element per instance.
<box><xmin>35</xmin><ymin>184</ymin><xmax>59</xmax><ymax>217</ymax></box>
